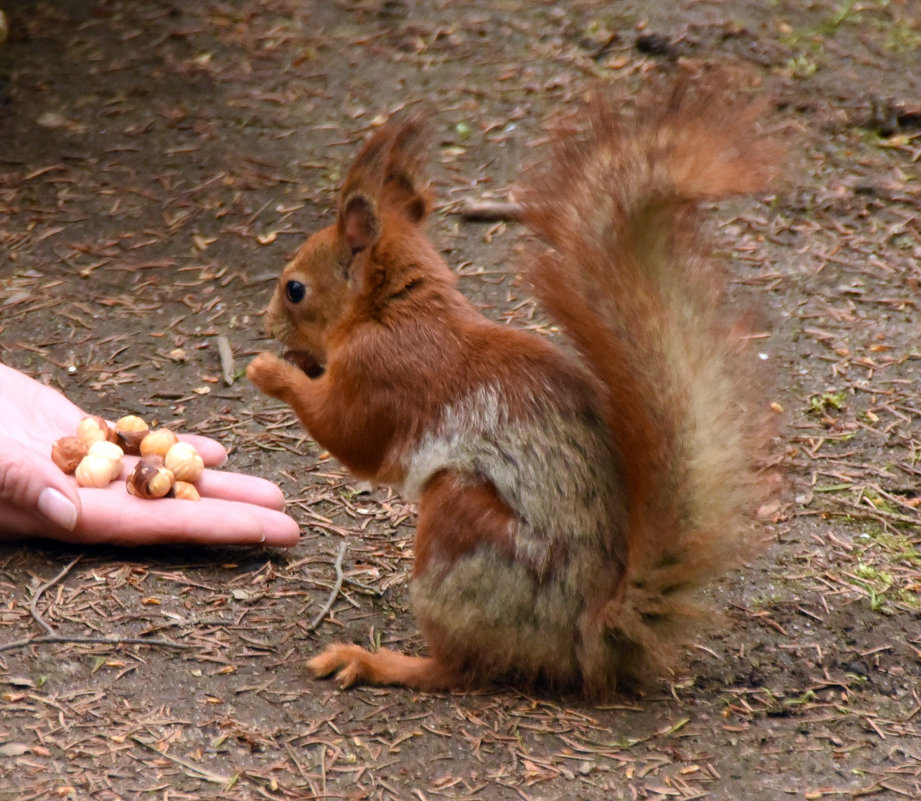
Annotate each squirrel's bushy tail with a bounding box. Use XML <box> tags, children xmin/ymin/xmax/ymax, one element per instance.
<box><xmin>520</xmin><ymin>78</ymin><xmax>783</xmax><ymax>678</ymax></box>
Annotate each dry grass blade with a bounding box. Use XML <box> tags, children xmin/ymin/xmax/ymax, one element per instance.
<box><xmin>306</xmin><ymin>541</ymin><xmax>348</xmax><ymax>632</ymax></box>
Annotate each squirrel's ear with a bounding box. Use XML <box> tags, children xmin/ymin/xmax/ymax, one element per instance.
<box><xmin>341</xmin><ymin>194</ymin><xmax>378</xmax><ymax>255</ymax></box>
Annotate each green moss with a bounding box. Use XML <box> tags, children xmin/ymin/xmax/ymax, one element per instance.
<box><xmin>808</xmin><ymin>390</ymin><xmax>847</xmax><ymax>415</ymax></box>
<box><xmin>882</xmin><ymin>23</ymin><xmax>921</xmax><ymax>53</ymax></box>
<box><xmin>776</xmin><ymin>0</ymin><xmax>920</xmax><ymax>79</ymax></box>
<box><xmin>869</xmin><ymin>531</ymin><xmax>921</xmax><ymax>564</ymax></box>
<box><xmin>862</xmin><ymin>490</ymin><xmax>899</xmax><ymax>515</ymax></box>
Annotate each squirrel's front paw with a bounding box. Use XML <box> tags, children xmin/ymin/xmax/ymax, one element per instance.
<box><xmin>246</xmin><ymin>351</ymin><xmax>296</xmax><ymax>397</ymax></box>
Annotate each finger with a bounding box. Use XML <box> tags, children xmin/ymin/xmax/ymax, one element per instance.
<box><xmin>72</xmin><ymin>490</ymin><xmax>300</xmax><ymax>547</ymax></box>
<box><xmin>98</xmin><ymin>415</ymin><xmax>227</xmax><ymax>466</ymax></box>
<box><xmin>245</xmin><ymin>505</ymin><xmax>300</xmax><ymax>547</ymax></box>
<box><xmin>0</xmin><ymin>438</ymin><xmax>81</xmax><ymax>535</ymax></box>
<box><xmin>113</xmin><ymin>459</ymin><xmax>288</xmax><ymax>511</ymax></box>
<box><xmin>193</xmin><ymin>469</ymin><xmax>288</xmax><ymax>510</ymax></box>
<box><xmin>112</xmin><ymin>459</ymin><xmax>288</xmax><ymax>514</ymax></box>
<box><xmin>0</xmin><ymin>501</ymin><xmax>68</xmax><ymax>540</ymax></box>
<box><xmin>177</xmin><ymin>434</ymin><xmax>228</xmax><ymax>467</ymax></box>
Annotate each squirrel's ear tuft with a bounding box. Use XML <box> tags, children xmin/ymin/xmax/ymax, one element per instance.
<box><xmin>337</xmin><ymin>113</ymin><xmax>432</xmax><ymax>234</ymax></box>
<box><xmin>342</xmin><ymin>194</ymin><xmax>378</xmax><ymax>256</ymax></box>
<box><xmin>383</xmin><ymin>114</ymin><xmax>432</xmax><ymax>223</ymax></box>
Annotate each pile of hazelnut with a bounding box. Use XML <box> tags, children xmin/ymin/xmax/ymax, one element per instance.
<box><xmin>51</xmin><ymin>415</ymin><xmax>205</xmax><ymax>501</ymax></box>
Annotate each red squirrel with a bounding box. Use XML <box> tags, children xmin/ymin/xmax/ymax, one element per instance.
<box><xmin>246</xmin><ymin>79</ymin><xmax>782</xmax><ymax>696</ymax></box>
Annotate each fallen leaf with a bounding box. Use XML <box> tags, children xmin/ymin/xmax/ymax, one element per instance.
<box><xmin>231</xmin><ymin>588</ymin><xmax>264</xmax><ymax>603</ymax></box>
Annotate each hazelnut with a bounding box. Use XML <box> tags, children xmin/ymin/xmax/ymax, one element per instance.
<box><xmin>126</xmin><ymin>456</ymin><xmax>175</xmax><ymax>499</ymax></box>
<box><xmin>139</xmin><ymin>428</ymin><xmax>179</xmax><ymax>458</ymax></box>
<box><xmin>88</xmin><ymin>440</ymin><xmax>125</xmax><ymax>464</ymax></box>
<box><xmin>51</xmin><ymin>436</ymin><xmax>89</xmax><ymax>474</ymax></box>
<box><xmin>164</xmin><ymin>441</ymin><xmax>204</xmax><ymax>483</ymax></box>
<box><xmin>114</xmin><ymin>414</ymin><xmax>149</xmax><ymax>455</ymax></box>
<box><xmin>74</xmin><ymin>453</ymin><xmax>121</xmax><ymax>488</ymax></box>
<box><xmin>75</xmin><ymin>415</ymin><xmax>113</xmax><ymax>447</ymax></box>
<box><xmin>173</xmin><ymin>481</ymin><xmax>201</xmax><ymax>501</ymax></box>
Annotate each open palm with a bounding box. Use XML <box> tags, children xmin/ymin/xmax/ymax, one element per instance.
<box><xmin>0</xmin><ymin>363</ymin><xmax>299</xmax><ymax>547</ymax></box>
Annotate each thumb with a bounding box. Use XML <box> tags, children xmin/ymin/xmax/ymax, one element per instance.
<box><xmin>0</xmin><ymin>438</ymin><xmax>81</xmax><ymax>532</ymax></box>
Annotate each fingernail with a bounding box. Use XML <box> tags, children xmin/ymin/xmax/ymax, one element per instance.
<box><xmin>37</xmin><ymin>488</ymin><xmax>78</xmax><ymax>532</ymax></box>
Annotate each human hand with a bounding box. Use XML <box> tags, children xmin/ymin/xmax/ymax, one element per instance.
<box><xmin>0</xmin><ymin>363</ymin><xmax>300</xmax><ymax>547</ymax></box>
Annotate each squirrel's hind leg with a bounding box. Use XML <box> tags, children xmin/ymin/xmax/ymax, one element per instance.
<box><xmin>308</xmin><ymin>643</ymin><xmax>461</xmax><ymax>691</ymax></box>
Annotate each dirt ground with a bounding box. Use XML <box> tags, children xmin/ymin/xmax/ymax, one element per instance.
<box><xmin>1</xmin><ymin>1</ymin><xmax>920</xmax><ymax>799</ymax></box>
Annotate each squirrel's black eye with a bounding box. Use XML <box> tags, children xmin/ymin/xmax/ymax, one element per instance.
<box><xmin>285</xmin><ymin>280</ymin><xmax>307</xmax><ymax>304</ymax></box>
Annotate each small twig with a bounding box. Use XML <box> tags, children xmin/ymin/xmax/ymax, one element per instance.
<box><xmin>29</xmin><ymin>554</ymin><xmax>82</xmax><ymax>635</ymax></box>
<box><xmin>215</xmin><ymin>334</ymin><xmax>235</xmax><ymax>385</ymax></box>
<box><xmin>130</xmin><ymin>736</ymin><xmax>231</xmax><ymax>785</ymax></box>
<box><xmin>0</xmin><ymin>554</ymin><xmax>189</xmax><ymax>654</ymax></box>
<box><xmin>306</xmin><ymin>541</ymin><xmax>348</xmax><ymax>632</ymax></box>
<box><xmin>0</xmin><ymin>633</ymin><xmax>190</xmax><ymax>654</ymax></box>
<box><xmin>453</xmin><ymin>198</ymin><xmax>523</xmax><ymax>222</ymax></box>
<box><xmin>343</xmin><ymin>576</ymin><xmax>382</xmax><ymax>596</ymax></box>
